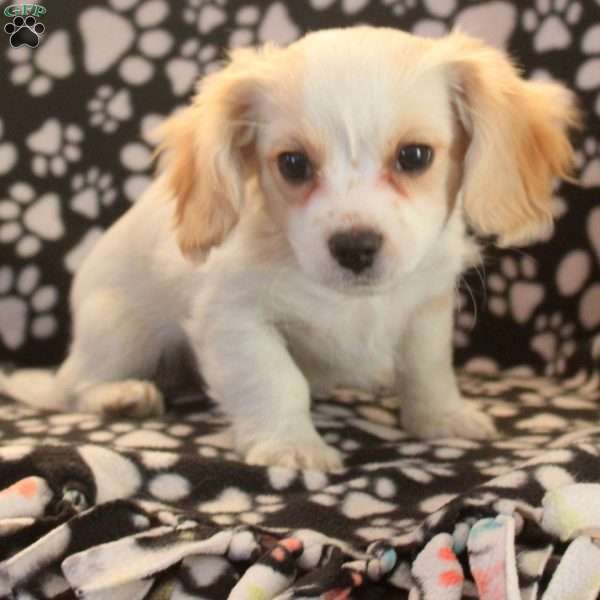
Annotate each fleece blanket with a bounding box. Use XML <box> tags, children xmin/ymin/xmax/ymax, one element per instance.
<box><xmin>1</xmin><ymin>341</ymin><xmax>600</xmax><ymax>599</ymax></box>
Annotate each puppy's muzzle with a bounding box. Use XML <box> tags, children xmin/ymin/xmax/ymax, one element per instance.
<box><xmin>328</xmin><ymin>228</ymin><xmax>383</xmax><ymax>274</ymax></box>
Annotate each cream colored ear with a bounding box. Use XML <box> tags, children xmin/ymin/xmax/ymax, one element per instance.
<box><xmin>155</xmin><ymin>47</ymin><xmax>272</xmax><ymax>258</ymax></box>
<box><xmin>440</xmin><ymin>32</ymin><xmax>580</xmax><ymax>246</ymax></box>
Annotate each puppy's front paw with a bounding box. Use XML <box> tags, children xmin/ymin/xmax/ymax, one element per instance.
<box><xmin>402</xmin><ymin>403</ymin><xmax>497</xmax><ymax>441</ymax></box>
<box><xmin>244</xmin><ymin>436</ymin><xmax>343</xmax><ymax>471</ymax></box>
<box><xmin>78</xmin><ymin>380</ymin><xmax>165</xmax><ymax>418</ymax></box>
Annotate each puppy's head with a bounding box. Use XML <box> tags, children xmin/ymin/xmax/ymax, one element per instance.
<box><xmin>158</xmin><ymin>27</ymin><xmax>579</xmax><ymax>291</ymax></box>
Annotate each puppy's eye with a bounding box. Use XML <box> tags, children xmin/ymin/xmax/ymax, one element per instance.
<box><xmin>277</xmin><ymin>152</ymin><xmax>313</xmax><ymax>184</ymax></box>
<box><xmin>395</xmin><ymin>144</ymin><xmax>433</xmax><ymax>173</ymax></box>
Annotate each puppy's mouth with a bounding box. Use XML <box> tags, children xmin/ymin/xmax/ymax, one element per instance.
<box><xmin>328</xmin><ymin>269</ymin><xmax>394</xmax><ymax>296</ymax></box>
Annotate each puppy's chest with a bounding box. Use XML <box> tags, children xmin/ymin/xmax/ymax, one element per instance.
<box><xmin>281</xmin><ymin>296</ymin><xmax>405</xmax><ymax>392</ymax></box>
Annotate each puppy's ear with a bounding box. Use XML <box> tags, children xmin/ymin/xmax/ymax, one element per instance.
<box><xmin>156</xmin><ymin>48</ymin><xmax>272</xmax><ymax>258</ymax></box>
<box><xmin>440</xmin><ymin>32</ymin><xmax>580</xmax><ymax>246</ymax></box>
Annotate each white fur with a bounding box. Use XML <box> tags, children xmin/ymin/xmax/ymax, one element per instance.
<box><xmin>3</xmin><ymin>27</ymin><xmax>578</xmax><ymax>470</ymax></box>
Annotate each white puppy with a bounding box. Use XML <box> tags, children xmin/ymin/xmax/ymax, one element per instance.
<box><xmin>3</xmin><ymin>27</ymin><xmax>578</xmax><ymax>470</ymax></box>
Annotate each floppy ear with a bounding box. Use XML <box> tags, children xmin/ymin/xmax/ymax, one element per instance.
<box><xmin>156</xmin><ymin>47</ymin><xmax>272</xmax><ymax>258</ymax></box>
<box><xmin>439</xmin><ymin>32</ymin><xmax>580</xmax><ymax>246</ymax></box>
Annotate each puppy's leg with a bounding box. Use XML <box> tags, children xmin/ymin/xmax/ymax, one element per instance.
<box><xmin>397</xmin><ymin>291</ymin><xmax>497</xmax><ymax>440</ymax></box>
<box><xmin>56</xmin><ymin>290</ymin><xmax>167</xmax><ymax>416</ymax></box>
<box><xmin>193</xmin><ymin>319</ymin><xmax>342</xmax><ymax>470</ymax></box>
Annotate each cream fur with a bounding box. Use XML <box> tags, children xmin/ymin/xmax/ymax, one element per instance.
<box><xmin>2</xmin><ymin>27</ymin><xmax>578</xmax><ymax>470</ymax></box>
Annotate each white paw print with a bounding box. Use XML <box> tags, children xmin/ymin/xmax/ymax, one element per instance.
<box><xmin>229</xmin><ymin>4</ymin><xmax>260</xmax><ymax>47</ymax></box>
<box><xmin>87</xmin><ymin>85</ymin><xmax>133</xmax><ymax>133</ymax></box>
<box><xmin>0</xmin><ymin>265</ymin><xmax>58</xmax><ymax>351</ymax></box>
<box><xmin>574</xmin><ymin>136</ymin><xmax>600</xmax><ymax>188</ymax></box>
<box><xmin>577</xmin><ymin>23</ymin><xmax>600</xmax><ymax>117</ymax></box>
<box><xmin>71</xmin><ymin>168</ymin><xmax>118</xmax><ymax>219</ymax></box>
<box><xmin>0</xmin><ymin>118</ymin><xmax>17</xmax><ymax>176</ymax></box>
<box><xmin>0</xmin><ymin>182</ymin><xmax>64</xmax><ymax>258</ymax></box>
<box><xmin>165</xmin><ymin>38</ymin><xmax>220</xmax><ymax>97</ymax></box>
<box><xmin>5</xmin><ymin>30</ymin><xmax>74</xmax><ymax>96</ymax></box>
<box><xmin>26</xmin><ymin>119</ymin><xmax>83</xmax><ymax>177</ymax></box>
<box><xmin>79</xmin><ymin>0</ymin><xmax>173</xmax><ymax>85</ymax></box>
<box><xmin>223</xmin><ymin>2</ymin><xmax>298</xmax><ymax>48</ymax></box>
<box><xmin>531</xmin><ymin>312</ymin><xmax>577</xmax><ymax>375</ymax></box>
<box><xmin>381</xmin><ymin>0</ymin><xmax>417</xmax><ymax>16</ymax></box>
<box><xmin>184</xmin><ymin>0</ymin><xmax>227</xmax><ymax>34</ymax></box>
<box><xmin>120</xmin><ymin>113</ymin><xmax>165</xmax><ymax>201</ymax></box>
<box><xmin>487</xmin><ymin>255</ymin><xmax>545</xmax><ymax>324</ymax></box>
<box><xmin>523</xmin><ymin>0</ymin><xmax>582</xmax><ymax>52</ymax></box>
<box><xmin>453</xmin><ymin>290</ymin><xmax>477</xmax><ymax>349</ymax></box>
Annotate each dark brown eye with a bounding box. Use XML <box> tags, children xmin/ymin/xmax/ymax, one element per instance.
<box><xmin>277</xmin><ymin>151</ymin><xmax>313</xmax><ymax>184</ymax></box>
<box><xmin>396</xmin><ymin>144</ymin><xmax>433</xmax><ymax>173</ymax></box>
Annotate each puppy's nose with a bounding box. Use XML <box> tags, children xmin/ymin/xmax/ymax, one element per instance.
<box><xmin>328</xmin><ymin>228</ymin><xmax>383</xmax><ymax>274</ymax></box>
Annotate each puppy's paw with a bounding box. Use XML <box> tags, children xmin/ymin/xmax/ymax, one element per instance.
<box><xmin>244</xmin><ymin>436</ymin><xmax>343</xmax><ymax>471</ymax></box>
<box><xmin>78</xmin><ymin>380</ymin><xmax>165</xmax><ymax>418</ymax></box>
<box><xmin>402</xmin><ymin>403</ymin><xmax>497</xmax><ymax>441</ymax></box>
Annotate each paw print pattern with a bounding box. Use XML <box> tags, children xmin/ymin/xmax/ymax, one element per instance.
<box><xmin>229</xmin><ymin>5</ymin><xmax>261</xmax><ymax>48</ymax></box>
<box><xmin>26</xmin><ymin>119</ymin><xmax>83</xmax><ymax>177</ymax></box>
<box><xmin>224</xmin><ymin>2</ymin><xmax>299</xmax><ymax>48</ymax></box>
<box><xmin>70</xmin><ymin>168</ymin><xmax>118</xmax><ymax>219</ymax></box>
<box><xmin>120</xmin><ymin>113</ymin><xmax>165</xmax><ymax>201</ymax></box>
<box><xmin>380</xmin><ymin>0</ymin><xmax>417</xmax><ymax>17</ymax></box>
<box><xmin>0</xmin><ymin>182</ymin><xmax>64</xmax><ymax>258</ymax></box>
<box><xmin>184</xmin><ymin>0</ymin><xmax>227</xmax><ymax>34</ymax></box>
<box><xmin>4</xmin><ymin>15</ymin><xmax>45</xmax><ymax>48</ymax></box>
<box><xmin>412</xmin><ymin>1</ymin><xmax>516</xmax><ymax>49</ymax></box>
<box><xmin>531</xmin><ymin>312</ymin><xmax>577</xmax><ymax>375</ymax></box>
<box><xmin>454</xmin><ymin>290</ymin><xmax>477</xmax><ymax>349</ymax></box>
<box><xmin>0</xmin><ymin>118</ymin><xmax>18</xmax><ymax>176</ymax></box>
<box><xmin>577</xmin><ymin>24</ymin><xmax>600</xmax><ymax>117</ymax></box>
<box><xmin>79</xmin><ymin>0</ymin><xmax>173</xmax><ymax>85</ymax></box>
<box><xmin>0</xmin><ymin>265</ymin><xmax>58</xmax><ymax>350</ymax></box>
<box><xmin>87</xmin><ymin>86</ymin><xmax>133</xmax><ymax>133</ymax></box>
<box><xmin>487</xmin><ymin>256</ymin><xmax>545</xmax><ymax>324</ymax></box>
<box><xmin>6</xmin><ymin>31</ymin><xmax>74</xmax><ymax>96</ymax></box>
<box><xmin>165</xmin><ymin>39</ymin><xmax>220</xmax><ymax>96</ymax></box>
<box><xmin>523</xmin><ymin>0</ymin><xmax>582</xmax><ymax>52</ymax></box>
<box><xmin>574</xmin><ymin>136</ymin><xmax>600</xmax><ymax>188</ymax></box>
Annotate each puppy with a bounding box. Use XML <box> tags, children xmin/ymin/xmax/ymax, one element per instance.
<box><xmin>3</xmin><ymin>27</ymin><xmax>578</xmax><ymax>470</ymax></box>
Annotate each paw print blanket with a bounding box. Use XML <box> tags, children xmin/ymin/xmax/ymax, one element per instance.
<box><xmin>1</xmin><ymin>340</ymin><xmax>600</xmax><ymax>599</ymax></box>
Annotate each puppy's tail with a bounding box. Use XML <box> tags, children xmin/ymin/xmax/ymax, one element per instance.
<box><xmin>0</xmin><ymin>368</ymin><xmax>67</xmax><ymax>411</ymax></box>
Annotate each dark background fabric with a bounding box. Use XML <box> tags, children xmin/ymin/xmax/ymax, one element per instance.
<box><xmin>0</xmin><ymin>0</ymin><xmax>598</xmax><ymax>371</ymax></box>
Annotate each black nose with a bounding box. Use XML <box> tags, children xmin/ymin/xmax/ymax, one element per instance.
<box><xmin>328</xmin><ymin>228</ymin><xmax>383</xmax><ymax>274</ymax></box>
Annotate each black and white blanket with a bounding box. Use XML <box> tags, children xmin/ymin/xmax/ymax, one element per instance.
<box><xmin>1</xmin><ymin>340</ymin><xmax>600</xmax><ymax>599</ymax></box>
<box><xmin>1</xmin><ymin>0</ymin><xmax>599</xmax><ymax>598</ymax></box>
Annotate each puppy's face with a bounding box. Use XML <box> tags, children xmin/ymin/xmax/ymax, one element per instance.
<box><xmin>160</xmin><ymin>27</ymin><xmax>578</xmax><ymax>289</ymax></box>
<box><xmin>255</xmin><ymin>33</ymin><xmax>464</xmax><ymax>292</ymax></box>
